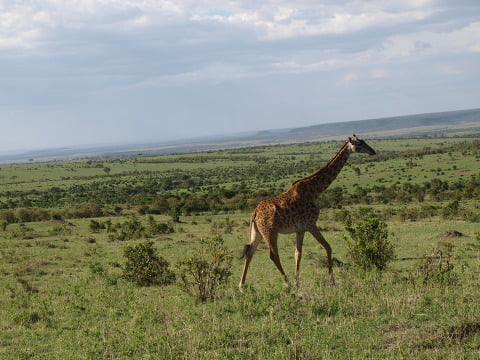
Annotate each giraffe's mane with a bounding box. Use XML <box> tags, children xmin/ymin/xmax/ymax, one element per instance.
<box><xmin>291</xmin><ymin>141</ymin><xmax>350</xmax><ymax>186</ymax></box>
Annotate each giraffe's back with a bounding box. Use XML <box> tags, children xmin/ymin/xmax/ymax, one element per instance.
<box><xmin>253</xmin><ymin>191</ymin><xmax>319</xmax><ymax>234</ymax></box>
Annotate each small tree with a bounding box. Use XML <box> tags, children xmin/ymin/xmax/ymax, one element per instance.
<box><xmin>442</xmin><ymin>200</ymin><xmax>460</xmax><ymax>218</ymax></box>
<box><xmin>177</xmin><ymin>236</ymin><xmax>232</xmax><ymax>302</ymax></box>
<box><xmin>343</xmin><ymin>208</ymin><xmax>395</xmax><ymax>271</ymax></box>
<box><xmin>122</xmin><ymin>241</ymin><xmax>175</xmax><ymax>286</ymax></box>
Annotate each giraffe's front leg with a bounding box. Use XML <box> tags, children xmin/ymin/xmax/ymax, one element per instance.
<box><xmin>309</xmin><ymin>226</ymin><xmax>335</xmax><ymax>285</ymax></box>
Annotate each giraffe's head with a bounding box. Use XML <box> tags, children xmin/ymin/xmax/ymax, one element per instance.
<box><xmin>348</xmin><ymin>134</ymin><xmax>376</xmax><ymax>155</ymax></box>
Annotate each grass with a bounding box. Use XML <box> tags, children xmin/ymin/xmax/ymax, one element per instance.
<box><xmin>1</xmin><ymin>212</ymin><xmax>479</xmax><ymax>359</ymax></box>
<box><xmin>0</xmin><ymin>135</ymin><xmax>479</xmax><ymax>358</ymax></box>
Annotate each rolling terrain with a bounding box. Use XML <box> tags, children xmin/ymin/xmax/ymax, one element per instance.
<box><xmin>2</xmin><ymin>108</ymin><xmax>479</xmax><ymax>164</ymax></box>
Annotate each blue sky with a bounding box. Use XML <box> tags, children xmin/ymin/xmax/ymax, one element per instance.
<box><xmin>1</xmin><ymin>0</ymin><xmax>479</xmax><ymax>152</ymax></box>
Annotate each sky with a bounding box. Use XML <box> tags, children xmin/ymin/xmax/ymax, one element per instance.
<box><xmin>1</xmin><ymin>0</ymin><xmax>479</xmax><ymax>152</ymax></box>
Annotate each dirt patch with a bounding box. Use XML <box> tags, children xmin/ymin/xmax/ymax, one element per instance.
<box><xmin>447</xmin><ymin>321</ymin><xmax>480</xmax><ymax>341</ymax></box>
<box><xmin>438</xmin><ymin>230</ymin><xmax>464</xmax><ymax>238</ymax></box>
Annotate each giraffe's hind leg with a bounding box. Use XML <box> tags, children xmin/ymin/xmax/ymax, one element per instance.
<box><xmin>295</xmin><ymin>231</ymin><xmax>305</xmax><ymax>287</ymax></box>
<box><xmin>265</xmin><ymin>232</ymin><xmax>290</xmax><ymax>287</ymax></box>
<box><xmin>239</xmin><ymin>222</ymin><xmax>262</xmax><ymax>290</ymax></box>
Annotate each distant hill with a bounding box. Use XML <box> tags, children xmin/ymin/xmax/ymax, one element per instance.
<box><xmin>282</xmin><ymin>108</ymin><xmax>480</xmax><ymax>141</ymax></box>
<box><xmin>1</xmin><ymin>108</ymin><xmax>479</xmax><ymax>164</ymax></box>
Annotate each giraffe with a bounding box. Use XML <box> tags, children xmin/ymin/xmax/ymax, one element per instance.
<box><xmin>239</xmin><ymin>135</ymin><xmax>376</xmax><ymax>289</ymax></box>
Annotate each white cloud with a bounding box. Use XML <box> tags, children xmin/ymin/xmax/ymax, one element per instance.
<box><xmin>379</xmin><ymin>21</ymin><xmax>480</xmax><ymax>62</ymax></box>
<box><xmin>338</xmin><ymin>68</ymin><xmax>390</xmax><ymax>88</ymax></box>
<box><xmin>0</xmin><ymin>0</ymin><xmax>476</xmax><ymax>58</ymax></box>
<box><xmin>191</xmin><ymin>2</ymin><xmax>436</xmax><ymax>40</ymax></box>
<box><xmin>0</xmin><ymin>0</ymin><xmax>189</xmax><ymax>50</ymax></box>
<box><xmin>0</xmin><ymin>4</ymin><xmax>47</xmax><ymax>49</ymax></box>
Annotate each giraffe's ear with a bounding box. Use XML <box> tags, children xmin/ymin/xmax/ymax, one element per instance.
<box><xmin>348</xmin><ymin>137</ymin><xmax>352</xmax><ymax>142</ymax></box>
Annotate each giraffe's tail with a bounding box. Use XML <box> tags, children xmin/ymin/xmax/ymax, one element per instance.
<box><xmin>240</xmin><ymin>244</ymin><xmax>251</xmax><ymax>259</ymax></box>
<box><xmin>240</xmin><ymin>209</ymin><xmax>258</xmax><ymax>259</ymax></box>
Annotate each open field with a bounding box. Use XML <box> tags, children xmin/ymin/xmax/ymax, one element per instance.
<box><xmin>0</xmin><ymin>135</ymin><xmax>479</xmax><ymax>359</ymax></box>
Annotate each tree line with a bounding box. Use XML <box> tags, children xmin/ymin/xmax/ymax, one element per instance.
<box><xmin>0</xmin><ymin>139</ymin><xmax>478</xmax><ymax>224</ymax></box>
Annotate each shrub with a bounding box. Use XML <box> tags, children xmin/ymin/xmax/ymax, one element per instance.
<box><xmin>415</xmin><ymin>241</ymin><xmax>457</xmax><ymax>285</ymax></box>
<box><xmin>223</xmin><ymin>217</ymin><xmax>234</xmax><ymax>234</ymax></box>
<box><xmin>138</xmin><ymin>205</ymin><xmax>151</xmax><ymax>215</ymax></box>
<box><xmin>343</xmin><ymin>208</ymin><xmax>395</xmax><ymax>271</ymax></box>
<box><xmin>109</xmin><ymin>216</ymin><xmax>145</xmax><ymax>241</ymax></box>
<box><xmin>64</xmin><ymin>201</ymin><xmax>104</xmax><ymax>219</ymax></box>
<box><xmin>177</xmin><ymin>236</ymin><xmax>232</xmax><ymax>302</ymax></box>
<box><xmin>89</xmin><ymin>261</ymin><xmax>105</xmax><ymax>275</ymax></box>
<box><xmin>146</xmin><ymin>216</ymin><xmax>174</xmax><ymax>236</ymax></box>
<box><xmin>0</xmin><ymin>209</ymin><xmax>15</xmax><ymax>224</ymax></box>
<box><xmin>441</xmin><ymin>200</ymin><xmax>460</xmax><ymax>218</ymax></box>
<box><xmin>49</xmin><ymin>224</ymin><xmax>73</xmax><ymax>236</ymax></box>
<box><xmin>89</xmin><ymin>220</ymin><xmax>105</xmax><ymax>233</ymax></box>
<box><xmin>16</xmin><ymin>208</ymin><xmax>50</xmax><ymax>223</ymax></box>
<box><xmin>122</xmin><ymin>241</ymin><xmax>175</xmax><ymax>286</ymax></box>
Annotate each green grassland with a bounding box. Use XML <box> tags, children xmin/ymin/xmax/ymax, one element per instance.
<box><xmin>0</xmin><ymin>135</ymin><xmax>479</xmax><ymax>359</ymax></box>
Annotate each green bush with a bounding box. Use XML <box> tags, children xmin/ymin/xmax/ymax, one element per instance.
<box><xmin>176</xmin><ymin>236</ymin><xmax>232</xmax><ymax>302</ymax></box>
<box><xmin>343</xmin><ymin>208</ymin><xmax>395</xmax><ymax>271</ymax></box>
<box><xmin>146</xmin><ymin>216</ymin><xmax>174</xmax><ymax>236</ymax></box>
<box><xmin>108</xmin><ymin>216</ymin><xmax>145</xmax><ymax>241</ymax></box>
<box><xmin>109</xmin><ymin>216</ymin><xmax>174</xmax><ymax>241</ymax></box>
<box><xmin>442</xmin><ymin>200</ymin><xmax>460</xmax><ymax>218</ymax></box>
<box><xmin>122</xmin><ymin>241</ymin><xmax>175</xmax><ymax>286</ymax></box>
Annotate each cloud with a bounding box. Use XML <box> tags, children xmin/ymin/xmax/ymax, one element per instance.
<box><xmin>190</xmin><ymin>1</ymin><xmax>437</xmax><ymax>40</ymax></box>
<box><xmin>0</xmin><ymin>1</ymin><xmax>446</xmax><ymax>50</ymax></box>
<box><xmin>0</xmin><ymin>0</ymin><xmax>479</xmax><ymax>151</ymax></box>
<box><xmin>378</xmin><ymin>21</ymin><xmax>480</xmax><ymax>62</ymax></box>
<box><xmin>0</xmin><ymin>4</ymin><xmax>47</xmax><ymax>49</ymax></box>
<box><xmin>3</xmin><ymin>0</ymin><xmax>476</xmax><ymax>101</ymax></box>
<box><xmin>0</xmin><ymin>0</ymin><xmax>188</xmax><ymax>50</ymax></box>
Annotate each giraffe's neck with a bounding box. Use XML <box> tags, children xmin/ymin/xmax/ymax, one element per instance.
<box><xmin>293</xmin><ymin>141</ymin><xmax>352</xmax><ymax>198</ymax></box>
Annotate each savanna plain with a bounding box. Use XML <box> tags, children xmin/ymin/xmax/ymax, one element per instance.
<box><xmin>0</xmin><ymin>135</ymin><xmax>479</xmax><ymax>359</ymax></box>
